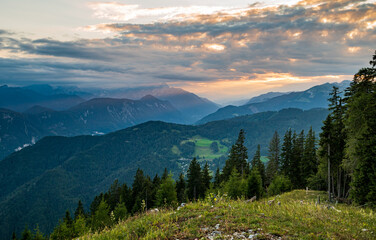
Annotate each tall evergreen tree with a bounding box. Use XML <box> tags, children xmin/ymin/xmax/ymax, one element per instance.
<box><xmin>202</xmin><ymin>162</ymin><xmax>212</xmax><ymax>194</ymax></box>
<box><xmin>281</xmin><ymin>129</ymin><xmax>293</xmax><ymax>180</ymax></box>
<box><xmin>151</xmin><ymin>174</ymin><xmax>162</xmax><ymax>207</ymax></box>
<box><xmin>301</xmin><ymin>127</ymin><xmax>317</xmax><ymax>187</ymax></box>
<box><xmin>225</xmin><ymin>168</ymin><xmax>247</xmax><ymax>199</ymax></box>
<box><xmin>176</xmin><ymin>173</ymin><xmax>187</xmax><ymax>203</ymax></box>
<box><xmin>291</xmin><ymin>131</ymin><xmax>304</xmax><ymax>188</ymax></box>
<box><xmin>187</xmin><ymin>158</ymin><xmax>203</xmax><ymax>200</ymax></box>
<box><xmin>74</xmin><ymin>200</ymin><xmax>85</xmax><ymax>220</ymax></box>
<box><xmin>161</xmin><ymin>168</ymin><xmax>169</xmax><ymax>181</ymax></box>
<box><xmin>251</xmin><ymin>144</ymin><xmax>266</xmax><ymax>187</ymax></box>
<box><xmin>213</xmin><ymin>168</ymin><xmax>222</xmax><ymax>188</ymax></box>
<box><xmin>91</xmin><ymin>198</ymin><xmax>111</xmax><ymax>231</ymax></box>
<box><xmin>222</xmin><ymin>129</ymin><xmax>249</xmax><ymax>180</ymax></box>
<box><xmin>156</xmin><ymin>174</ymin><xmax>177</xmax><ymax>206</ymax></box>
<box><xmin>247</xmin><ymin>169</ymin><xmax>263</xmax><ymax>199</ymax></box>
<box><xmin>20</xmin><ymin>226</ymin><xmax>32</xmax><ymax>240</ymax></box>
<box><xmin>344</xmin><ymin>52</ymin><xmax>376</xmax><ymax>205</ymax></box>
<box><xmin>266</xmin><ymin>131</ymin><xmax>280</xmax><ymax>185</ymax></box>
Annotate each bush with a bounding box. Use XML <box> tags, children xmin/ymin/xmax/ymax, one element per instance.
<box><xmin>267</xmin><ymin>175</ymin><xmax>292</xmax><ymax>196</ymax></box>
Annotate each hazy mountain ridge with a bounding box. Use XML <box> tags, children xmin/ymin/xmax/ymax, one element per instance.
<box><xmin>92</xmin><ymin>84</ymin><xmax>219</xmax><ymax>123</ymax></box>
<box><xmin>197</xmin><ymin>81</ymin><xmax>351</xmax><ymax>124</ymax></box>
<box><xmin>0</xmin><ymin>107</ymin><xmax>329</xmax><ymax>238</ymax></box>
<box><xmin>0</xmin><ymin>96</ymin><xmax>183</xmax><ymax>160</ymax></box>
<box><xmin>0</xmin><ymin>85</ymin><xmax>85</xmax><ymax>112</ymax></box>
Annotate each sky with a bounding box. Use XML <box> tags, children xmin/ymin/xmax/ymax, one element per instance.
<box><xmin>0</xmin><ymin>0</ymin><xmax>375</xmax><ymax>103</ymax></box>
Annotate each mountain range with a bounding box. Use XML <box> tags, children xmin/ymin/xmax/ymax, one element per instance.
<box><xmin>0</xmin><ymin>107</ymin><xmax>329</xmax><ymax>239</ymax></box>
<box><xmin>197</xmin><ymin>80</ymin><xmax>350</xmax><ymax>124</ymax></box>
<box><xmin>0</xmin><ymin>84</ymin><xmax>219</xmax><ymax>123</ymax></box>
<box><xmin>0</xmin><ymin>96</ymin><xmax>182</xmax><ymax>160</ymax></box>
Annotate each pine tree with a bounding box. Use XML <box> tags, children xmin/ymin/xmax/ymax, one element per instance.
<box><xmin>176</xmin><ymin>173</ymin><xmax>187</xmax><ymax>203</ymax></box>
<box><xmin>63</xmin><ymin>210</ymin><xmax>73</xmax><ymax>229</ymax></box>
<box><xmin>291</xmin><ymin>131</ymin><xmax>304</xmax><ymax>188</ymax></box>
<box><xmin>91</xmin><ymin>198</ymin><xmax>111</xmax><ymax>231</ymax></box>
<box><xmin>12</xmin><ymin>231</ymin><xmax>17</xmax><ymax>240</ymax></box>
<box><xmin>151</xmin><ymin>174</ymin><xmax>162</xmax><ymax>207</ymax></box>
<box><xmin>187</xmin><ymin>158</ymin><xmax>203</xmax><ymax>200</ymax></box>
<box><xmin>20</xmin><ymin>226</ymin><xmax>32</xmax><ymax>240</ymax></box>
<box><xmin>73</xmin><ymin>215</ymin><xmax>89</xmax><ymax>237</ymax></box>
<box><xmin>202</xmin><ymin>162</ymin><xmax>212</xmax><ymax>194</ymax></box>
<box><xmin>156</xmin><ymin>174</ymin><xmax>177</xmax><ymax>206</ymax></box>
<box><xmin>113</xmin><ymin>199</ymin><xmax>128</xmax><ymax>222</ymax></box>
<box><xmin>213</xmin><ymin>168</ymin><xmax>221</xmax><ymax>188</ymax></box>
<box><xmin>106</xmin><ymin>179</ymin><xmax>121</xmax><ymax>211</ymax></box>
<box><xmin>345</xmin><ymin>53</ymin><xmax>376</xmax><ymax>205</ymax></box>
<box><xmin>161</xmin><ymin>168</ymin><xmax>169</xmax><ymax>181</ymax></box>
<box><xmin>251</xmin><ymin>145</ymin><xmax>266</xmax><ymax>187</ymax></box>
<box><xmin>301</xmin><ymin>127</ymin><xmax>317</xmax><ymax>187</ymax></box>
<box><xmin>247</xmin><ymin>169</ymin><xmax>263</xmax><ymax>199</ymax></box>
<box><xmin>280</xmin><ymin>129</ymin><xmax>293</xmax><ymax>179</ymax></box>
<box><xmin>266</xmin><ymin>131</ymin><xmax>280</xmax><ymax>186</ymax></box>
<box><xmin>32</xmin><ymin>225</ymin><xmax>46</xmax><ymax>240</ymax></box>
<box><xmin>222</xmin><ymin>129</ymin><xmax>248</xmax><ymax>180</ymax></box>
<box><xmin>131</xmin><ymin>169</ymin><xmax>152</xmax><ymax>212</ymax></box>
<box><xmin>225</xmin><ymin>168</ymin><xmax>247</xmax><ymax>199</ymax></box>
<box><xmin>74</xmin><ymin>200</ymin><xmax>85</xmax><ymax>220</ymax></box>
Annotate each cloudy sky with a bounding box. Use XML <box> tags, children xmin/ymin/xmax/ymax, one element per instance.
<box><xmin>0</xmin><ymin>0</ymin><xmax>375</xmax><ymax>103</ymax></box>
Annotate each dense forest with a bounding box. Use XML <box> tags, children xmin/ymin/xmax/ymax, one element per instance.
<box><xmin>11</xmin><ymin>52</ymin><xmax>376</xmax><ymax>240</ymax></box>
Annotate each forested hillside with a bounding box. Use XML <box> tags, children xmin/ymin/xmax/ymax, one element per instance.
<box><xmin>0</xmin><ymin>108</ymin><xmax>328</xmax><ymax>239</ymax></box>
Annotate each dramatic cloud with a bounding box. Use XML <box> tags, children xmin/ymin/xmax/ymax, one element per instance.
<box><xmin>1</xmin><ymin>0</ymin><xmax>376</xmax><ymax>101</ymax></box>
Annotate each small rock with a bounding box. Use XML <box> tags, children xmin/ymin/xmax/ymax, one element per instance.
<box><xmin>215</xmin><ymin>224</ymin><xmax>220</xmax><ymax>230</ymax></box>
<box><xmin>248</xmin><ymin>233</ymin><xmax>259</xmax><ymax>239</ymax></box>
<box><xmin>362</xmin><ymin>228</ymin><xmax>368</xmax><ymax>232</ymax></box>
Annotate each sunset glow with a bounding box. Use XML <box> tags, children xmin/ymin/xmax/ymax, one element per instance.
<box><xmin>0</xmin><ymin>0</ymin><xmax>375</xmax><ymax>101</ymax></box>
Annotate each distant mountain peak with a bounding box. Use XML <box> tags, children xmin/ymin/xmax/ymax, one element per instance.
<box><xmin>24</xmin><ymin>105</ymin><xmax>54</xmax><ymax>114</ymax></box>
<box><xmin>140</xmin><ymin>94</ymin><xmax>159</xmax><ymax>101</ymax></box>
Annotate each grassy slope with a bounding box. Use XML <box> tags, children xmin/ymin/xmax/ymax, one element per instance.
<box><xmin>81</xmin><ymin>190</ymin><xmax>376</xmax><ymax>239</ymax></box>
<box><xmin>181</xmin><ymin>136</ymin><xmax>229</xmax><ymax>160</ymax></box>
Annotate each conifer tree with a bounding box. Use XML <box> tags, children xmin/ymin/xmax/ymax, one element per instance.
<box><xmin>74</xmin><ymin>200</ymin><xmax>85</xmax><ymax>220</ymax></box>
<box><xmin>106</xmin><ymin>179</ymin><xmax>121</xmax><ymax>211</ymax></box>
<box><xmin>73</xmin><ymin>215</ymin><xmax>88</xmax><ymax>237</ymax></box>
<box><xmin>120</xmin><ymin>184</ymin><xmax>132</xmax><ymax>215</ymax></box>
<box><xmin>222</xmin><ymin>129</ymin><xmax>248</xmax><ymax>180</ymax></box>
<box><xmin>225</xmin><ymin>168</ymin><xmax>247</xmax><ymax>199</ymax></box>
<box><xmin>162</xmin><ymin>168</ymin><xmax>169</xmax><ymax>181</ymax></box>
<box><xmin>113</xmin><ymin>199</ymin><xmax>128</xmax><ymax>222</ymax></box>
<box><xmin>32</xmin><ymin>225</ymin><xmax>46</xmax><ymax>240</ymax></box>
<box><xmin>20</xmin><ymin>226</ymin><xmax>32</xmax><ymax>240</ymax></box>
<box><xmin>345</xmin><ymin>52</ymin><xmax>376</xmax><ymax>205</ymax></box>
<box><xmin>151</xmin><ymin>174</ymin><xmax>162</xmax><ymax>207</ymax></box>
<box><xmin>187</xmin><ymin>158</ymin><xmax>203</xmax><ymax>200</ymax></box>
<box><xmin>266</xmin><ymin>131</ymin><xmax>280</xmax><ymax>186</ymax></box>
<box><xmin>202</xmin><ymin>162</ymin><xmax>212</xmax><ymax>194</ymax></box>
<box><xmin>251</xmin><ymin>145</ymin><xmax>266</xmax><ymax>187</ymax></box>
<box><xmin>247</xmin><ymin>169</ymin><xmax>263</xmax><ymax>199</ymax></box>
<box><xmin>281</xmin><ymin>129</ymin><xmax>293</xmax><ymax>179</ymax></box>
<box><xmin>91</xmin><ymin>198</ymin><xmax>111</xmax><ymax>231</ymax></box>
<box><xmin>291</xmin><ymin>131</ymin><xmax>304</xmax><ymax>188</ymax></box>
<box><xmin>301</xmin><ymin>127</ymin><xmax>317</xmax><ymax>187</ymax></box>
<box><xmin>176</xmin><ymin>173</ymin><xmax>187</xmax><ymax>203</ymax></box>
<box><xmin>156</xmin><ymin>174</ymin><xmax>177</xmax><ymax>206</ymax></box>
<box><xmin>12</xmin><ymin>231</ymin><xmax>17</xmax><ymax>240</ymax></box>
<box><xmin>213</xmin><ymin>168</ymin><xmax>222</xmax><ymax>188</ymax></box>
<box><xmin>63</xmin><ymin>210</ymin><xmax>73</xmax><ymax>229</ymax></box>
